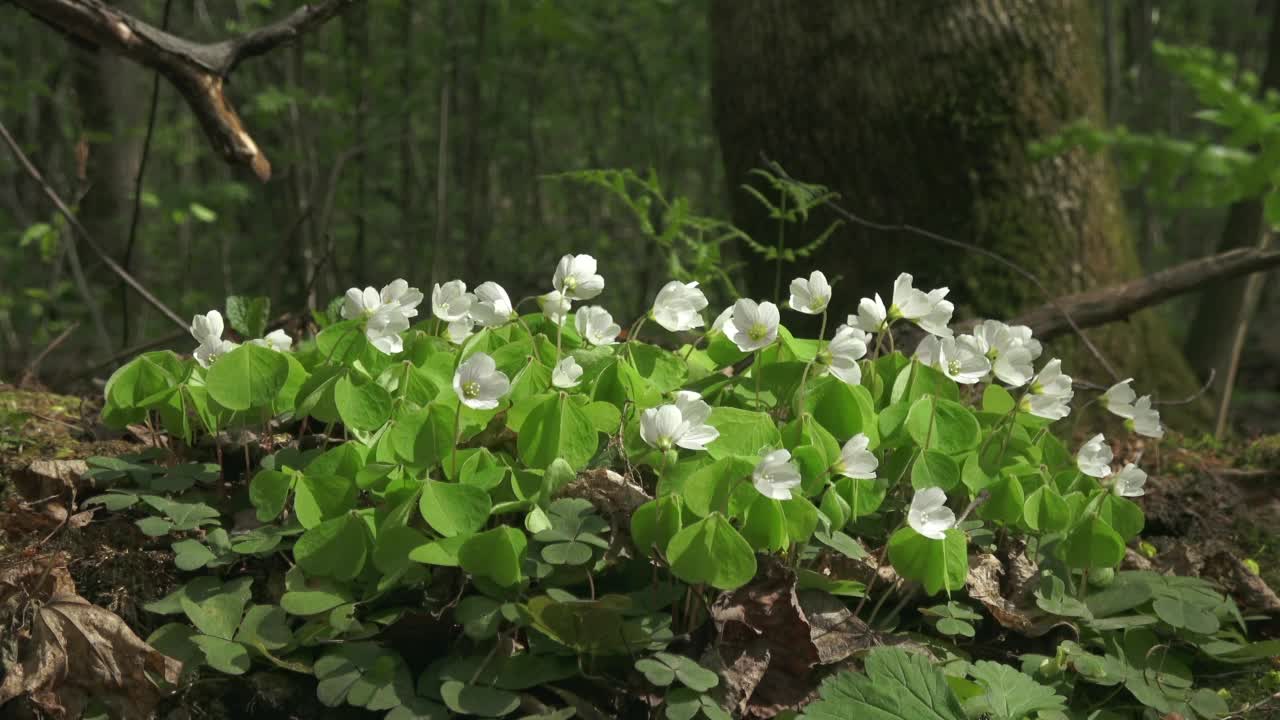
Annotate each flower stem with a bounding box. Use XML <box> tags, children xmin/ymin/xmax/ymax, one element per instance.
<box><xmin>753</xmin><ymin>350</ymin><xmax>762</xmax><ymax>408</ymax></box>
<box><xmin>450</xmin><ymin>401</ymin><xmax>463</xmax><ymax>477</ymax></box>
<box><xmin>514</xmin><ymin>315</ymin><xmax>542</xmax><ymax>363</ymax></box>
<box><xmin>795</xmin><ymin>309</ymin><xmax>828</xmax><ymax>416</ymax></box>
<box><xmin>554</xmin><ymin>319</ymin><xmax>564</xmax><ymax>363</ymax></box>
<box><xmin>626</xmin><ymin>316</ymin><xmax>649</xmax><ymax>370</ymax></box>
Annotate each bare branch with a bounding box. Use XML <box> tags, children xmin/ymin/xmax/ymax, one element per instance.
<box><xmin>1012</xmin><ymin>247</ymin><xmax>1280</xmax><ymax>340</ymax></box>
<box><xmin>11</xmin><ymin>0</ymin><xmax>362</xmax><ymax>181</ymax></box>
<box><xmin>0</xmin><ymin>120</ymin><xmax>188</xmax><ymax>333</ymax></box>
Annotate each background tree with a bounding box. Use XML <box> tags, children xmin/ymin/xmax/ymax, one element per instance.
<box><xmin>709</xmin><ymin>0</ymin><xmax>1204</xmax><ymax>403</ymax></box>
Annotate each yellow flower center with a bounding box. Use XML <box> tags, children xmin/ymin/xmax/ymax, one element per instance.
<box><xmin>462</xmin><ymin>381</ymin><xmax>481</xmax><ymax>399</ymax></box>
<box><xmin>748</xmin><ymin>323</ymin><xmax>769</xmax><ymax>342</ymax></box>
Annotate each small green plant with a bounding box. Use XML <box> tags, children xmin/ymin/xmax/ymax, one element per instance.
<box><xmin>86</xmin><ymin>242</ymin><xmax>1276</xmax><ymax>718</ymax></box>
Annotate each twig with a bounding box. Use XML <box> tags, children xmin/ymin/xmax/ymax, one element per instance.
<box><xmin>1155</xmin><ymin>368</ymin><xmax>1216</xmax><ymax>406</ymax></box>
<box><xmin>20</xmin><ymin>321</ymin><xmax>79</xmax><ymax>385</ymax></box>
<box><xmin>955</xmin><ymin>489</ymin><xmax>991</xmax><ymax>525</ymax></box>
<box><xmin>0</xmin><ymin>119</ymin><xmax>188</xmax><ymax>331</ymax></box>
<box><xmin>762</xmin><ymin>156</ymin><xmax>1122</xmax><ymax>381</ymax></box>
<box><xmin>119</xmin><ymin>0</ymin><xmax>173</xmax><ymax>347</ymax></box>
<box><xmin>76</xmin><ymin>326</ymin><xmax>188</xmax><ymax>377</ymax></box>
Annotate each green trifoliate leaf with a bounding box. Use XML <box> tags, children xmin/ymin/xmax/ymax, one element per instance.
<box><xmin>906</xmin><ymin>395</ymin><xmax>981</xmax><ymax>454</ymax></box>
<box><xmin>334</xmin><ymin>372</ymin><xmax>393</xmax><ymax>431</ymax></box>
<box><xmin>518</xmin><ymin>393</ymin><xmax>599</xmax><ymax>470</ymax></box>
<box><xmin>886</xmin><ymin>527</ymin><xmax>967</xmax><ymax>596</ymax></box>
<box><xmin>459</xmin><ymin>527</ymin><xmax>528</xmax><ymax>587</ymax></box>
<box><xmin>1062</xmin><ymin>517</ymin><xmax>1125</xmax><ymax>570</ymax></box>
<box><xmin>419</xmin><ymin>479</ymin><xmax>491</xmax><ymax>537</ymax></box>
<box><xmin>705</xmin><ymin>407</ymin><xmax>782</xmax><ymax>460</ymax></box>
<box><xmin>205</xmin><ymin>343</ymin><xmax>289</xmax><ymax>411</ymax></box>
<box><xmin>666</xmin><ymin>513</ymin><xmax>757</xmax><ymax>590</ymax></box>
<box><xmin>225</xmin><ymin>295</ymin><xmax>270</xmax><ymax>339</ymax></box>
<box><xmin>294</xmin><ymin>512</ymin><xmax>371</xmax><ymax>581</ymax></box>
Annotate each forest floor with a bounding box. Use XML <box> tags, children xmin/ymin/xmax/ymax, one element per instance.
<box><xmin>2</xmin><ymin>384</ymin><xmax>1280</xmax><ymax>718</ymax></box>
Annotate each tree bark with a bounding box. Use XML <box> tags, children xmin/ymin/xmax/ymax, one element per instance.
<box><xmin>709</xmin><ymin>0</ymin><xmax>1204</xmax><ymax>408</ymax></box>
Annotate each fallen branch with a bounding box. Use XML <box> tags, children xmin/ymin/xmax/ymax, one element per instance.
<box><xmin>11</xmin><ymin>0</ymin><xmax>362</xmax><ymax>181</ymax></box>
<box><xmin>1012</xmin><ymin>247</ymin><xmax>1280</xmax><ymax>341</ymax></box>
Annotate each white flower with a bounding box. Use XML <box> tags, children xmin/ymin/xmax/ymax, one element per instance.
<box><xmin>639</xmin><ymin>398</ymin><xmax>720</xmax><ymax>452</ymax></box>
<box><xmin>379</xmin><ymin>279</ymin><xmax>424</xmax><ymax>317</ymax></box>
<box><xmin>651</xmin><ymin>281</ymin><xmax>709</xmax><ymax>332</ymax></box>
<box><xmin>788</xmin><ymin>270</ymin><xmax>832</xmax><ymax>315</ymax></box>
<box><xmin>673</xmin><ymin>390</ymin><xmax>713</xmax><ymax>427</ymax></box>
<box><xmin>834</xmin><ymin>434</ymin><xmax>877</xmax><ymax>479</ymax></box>
<box><xmin>752</xmin><ymin>449</ymin><xmax>802</xmax><ymax>500</ymax></box>
<box><xmin>890</xmin><ymin>273</ymin><xmax>953</xmax><ymax>337</ymax></box>
<box><xmin>908</xmin><ymin>487</ymin><xmax>956</xmax><ymax>540</ymax></box>
<box><xmin>1076</xmin><ymin>433</ymin><xmax>1113</xmax><ymax>478</ymax></box>
<box><xmin>446</xmin><ymin>318</ymin><xmax>475</xmax><ymax>345</ymax></box>
<box><xmin>340</xmin><ymin>280</ymin><xmax>423</xmax><ymax>355</ymax></box>
<box><xmin>190</xmin><ymin>310</ymin><xmax>225</xmax><ymax>347</ymax></box>
<box><xmin>575</xmin><ymin>306</ymin><xmax>621</xmax><ymax>346</ymax></box>
<box><xmin>552</xmin><ymin>356</ymin><xmax>583</xmax><ymax>389</ymax></box>
<box><xmin>453</xmin><ymin>352</ymin><xmax>510</xmax><ymax>410</ymax></box>
<box><xmin>1100</xmin><ymin>378</ymin><xmax>1137</xmax><ymax>419</ymax></box>
<box><xmin>366</xmin><ymin>305</ymin><xmax>411</xmax><ymax>354</ymax></box>
<box><xmin>711</xmin><ymin>306</ymin><xmax>734</xmax><ymax>334</ymax></box>
<box><xmin>190</xmin><ymin>310</ymin><xmax>239</xmax><ymax>368</ymax></box>
<box><xmin>1130</xmin><ymin>396</ymin><xmax>1163</xmax><ymax>439</ymax></box>
<box><xmin>915</xmin><ymin>335</ymin><xmax>991</xmax><ymax>385</ymax></box>
<box><xmin>194</xmin><ymin>339</ymin><xmax>238</xmax><ymax>368</ymax></box>
<box><xmin>823</xmin><ymin>325</ymin><xmax>868</xmax><ymax>385</ymax></box>
<box><xmin>249</xmin><ymin>329</ymin><xmax>293</xmax><ymax>352</ymax></box>
<box><xmin>1005</xmin><ymin>324</ymin><xmax>1043</xmax><ymax>360</ymax></box>
<box><xmin>1110</xmin><ymin>463</ymin><xmax>1147</xmax><ymax>497</ymax></box>
<box><xmin>341</xmin><ymin>286</ymin><xmax>382</xmax><ymax>320</ymax></box>
<box><xmin>538</xmin><ymin>290</ymin><xmax>572</xmax><ymax>326</ymax></box>
<box><xmin>471</xmin><ymin>282</ymin><xmax>515</xmax><ymax>327</ymax></box>
<box><xmin>1019</xmin><ymin>358</ymin><xmax>1074</xmax><ymax>420</ymax></box>
<box><xmin>970</xmin><ymin>320</ymin><xmax>1036</xmax><ymax>387</ymax></box>
<box><xmin>990</xmin><ymin>345</ymin><xmax>1034</xmax><ymax>387</ymax></box>
<box><xmin>724</xmin><ymin>298</ymin><xmax>780</xmax><ymax>352</ymax></box>
<box><xmin>851</xmin><ymin>294</ymin><xmax>889</xmax><ymax>334</ymax></box>
<box><xmin>432</xmin><ymin>280</ymin><xmax>474</xmax><ymax>323</ymax></box>
<box><xmin>552</xmin><ymin>253</ymin><xmax>604</xmax><ymax>301</ymax></box>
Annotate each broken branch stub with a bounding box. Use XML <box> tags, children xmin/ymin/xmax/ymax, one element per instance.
<box><xmin>11</xmin><ymin>0</ymin><xmax>363</xmax><ymax>181</ymax></box>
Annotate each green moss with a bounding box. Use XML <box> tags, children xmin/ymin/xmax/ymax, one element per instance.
<box><xmin>1244</xmin><ymin>434</ymin><xmax>1280</xmax><ymax>470</ymax></box>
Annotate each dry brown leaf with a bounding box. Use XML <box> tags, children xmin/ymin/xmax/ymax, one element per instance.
<box><xmin>0</xmin><ymin>555</ymin><xmax>182</xmax><ymax>718</ymax></box>
<box><xmin>967</xmin><ymin>553</ymin><xmax>1064</xmax><ymax>638</ymax></box>
<box><xmin>557</xmin><ymin>468</ymin><xmax>651</xmax><ymax>517</ymax></box>
<box><xmin>11</xmin><ymin>459</ymin><xmax>90</xmax><ymax>501</ymax></box>
<box><xmin>702</xmin><ymin>643</ymin><xmax>770</xmax><ymax>716</ymax></box>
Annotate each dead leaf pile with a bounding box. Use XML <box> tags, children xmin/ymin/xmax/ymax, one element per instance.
<box><xmin>702</xmin><ymin>559</ymin><xmax>925</xmax><ymax>718</ymax></box>
<box><xmin>0</xmin><ymin>553</ymin><xmax>182</xmax><ymax>718</ymax></box>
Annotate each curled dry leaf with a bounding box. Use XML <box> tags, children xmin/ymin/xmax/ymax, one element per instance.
<box><xmin>967</xmin><ymin>553</ymin><xmax>1064</xmax><ymax>638</ymax></box>
<box><xmin>0</xmin><ymin>554</ymin><xmax>182</xmax><ymax>718</ymax></box>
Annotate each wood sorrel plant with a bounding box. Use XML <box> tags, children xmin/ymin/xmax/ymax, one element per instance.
<box><xmin>94</xmin><ymin>258</ymin><xmax>1266</xmax><ymax>719</ymax></box>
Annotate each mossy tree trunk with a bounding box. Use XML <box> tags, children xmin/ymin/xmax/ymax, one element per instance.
<box><xmin>709</xmin><ymin>0</ymin><xmax>1204</xmax><ymax>409</ymax></box>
